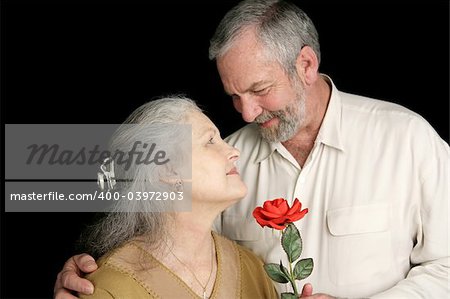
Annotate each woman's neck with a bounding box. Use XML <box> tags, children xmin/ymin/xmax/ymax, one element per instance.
<box><xmin>152</xmin><ymin>211</ymin><xmax>217</xmax><ymax>298</ymax></box>
<box><xmin>168</xmin><ymin>212</ymin><xmax>215</xmax><ymax>258</ymax></box>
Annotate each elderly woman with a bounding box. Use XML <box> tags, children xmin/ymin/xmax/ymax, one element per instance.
<box><xmin>77</xmin><ymin>97</ymin><xmax>277</xmax><ymax>298</ymax></box>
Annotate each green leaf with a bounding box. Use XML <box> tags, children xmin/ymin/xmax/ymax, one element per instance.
<box><xmin>279</xmin><ymin>260</ymin><xmax>291</xmax><ymax>279</ymax></box>
<box><xmin>263</xmin><ymin>263</ymin><xmax>289</xmax><ymax>283</ymax></box>
<box><xmin>281</xmin><ymin>223</ymin><xmax>302</xmax><ymax>262</ymax></box>
<box><xmin>293</xmin><ymin>258</ymin><xmax>314</xmax><ymax>280</ymax></box>
<box><xmin>281</xmin><ymin>292</ymin><xmax>298</xmax><ymax>299</ymax></box>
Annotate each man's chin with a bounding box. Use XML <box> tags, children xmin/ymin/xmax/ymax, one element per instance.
<box><xmin>259</xmin><ymin>126</ymin><xmax>298</xmax><ymax>143</ymax></box>
<box><xmin>259</xmin><ymin>127</ymin><xmax>282</xmax><ymax>143</ymax></box>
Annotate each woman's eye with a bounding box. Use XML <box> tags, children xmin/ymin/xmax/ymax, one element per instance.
<box><xmin>207</xmin><ymin>137</ymin><xmax>214</xmax><ymax>144</ymax></box>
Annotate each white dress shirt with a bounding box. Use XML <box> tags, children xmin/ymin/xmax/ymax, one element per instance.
<box><xmin>216</xmin><ymin>76</ymin><xmax>449</xmax><ymax>298</ymax></box>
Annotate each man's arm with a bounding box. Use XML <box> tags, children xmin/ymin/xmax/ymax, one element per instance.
<box><xmin>371</xmin><ymin>130</ymin><xmax>450</xmax><ymax>298</ymax></box>
<box><xmin>54</xmin><ymin>254</ymin><xmax>98</xmax><ymax>299</ymax></box>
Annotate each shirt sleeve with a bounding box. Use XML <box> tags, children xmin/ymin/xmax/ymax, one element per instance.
<box><xmin>371</xmin><ymin>126</ymin><xmax>450</xmax><ymax>298</ymax></box>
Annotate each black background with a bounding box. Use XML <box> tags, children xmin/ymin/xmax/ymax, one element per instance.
<box><xmin>1</xmin><ymin>1</ymin><xmax>448</xmax><ymax>298</ymax></box>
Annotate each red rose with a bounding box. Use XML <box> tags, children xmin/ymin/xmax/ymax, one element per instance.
<box><xmin>252</xmin><ymin>198</ymin><xmax>308</xmax><ymax>230</ymax></box>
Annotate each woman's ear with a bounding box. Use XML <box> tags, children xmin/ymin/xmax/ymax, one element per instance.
<box><xmin>295</xmin><ymin>46</ymin><xmax>319</xmax><ymax>86</ymax></box>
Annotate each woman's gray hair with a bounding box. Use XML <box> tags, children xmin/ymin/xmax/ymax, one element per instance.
<box><xmin>82</xmin><ymin>96</ymin><xmax>201</xmax><ymax>258</ymax></box>
<box><xmin>209</xmin><ymin>0</ymin><xmax>321</xmax><ymax>78</ymax></box>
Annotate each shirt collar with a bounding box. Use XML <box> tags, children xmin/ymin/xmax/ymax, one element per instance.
<box><xmin>316</xmin><ymin>75</ymin><xmax>345</xmax><ymax>151</ymax></box>
<box><xmin>254</xmin><ymin>133</ymin><xmax>276</xmax><ymax>164</ymax></box>
<box><xmin>254</xmin><ymin>74</ymin><xmax>344</xmax><ymax>164</ymax></box>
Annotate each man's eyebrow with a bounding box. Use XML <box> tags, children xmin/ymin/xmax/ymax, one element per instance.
<box><xmin>224</xmin><ymin>80</ymin><xmax>271</xmax><ymax>97</ymax></box>
<box><xmin>246</xmin><ymin>80</ymin><xmax>271</xmax><ymax>92</ymax></box>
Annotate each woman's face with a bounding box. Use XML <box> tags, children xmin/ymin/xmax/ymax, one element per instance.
<box><xmin>188</xmin><ymin>110</ymin><xmax>247</xmax><ymax>204</ymax></box>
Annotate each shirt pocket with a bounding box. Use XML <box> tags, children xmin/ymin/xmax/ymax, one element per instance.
<box><xmin>326</xmin><ymin>203</ymin><xmax>394</xmax><ymax>286</ymax></box>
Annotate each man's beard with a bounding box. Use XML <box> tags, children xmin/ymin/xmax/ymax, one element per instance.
<box><xmin>255</xmin><ymin>85</ymin><xmax>306</xmax><ymax>143</ymax></box>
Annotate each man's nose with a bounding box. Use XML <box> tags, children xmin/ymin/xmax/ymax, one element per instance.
<box><xmin>238</xmin><ymin>96</ymin><xmax>262</xmax><ymax>123</ymax></box>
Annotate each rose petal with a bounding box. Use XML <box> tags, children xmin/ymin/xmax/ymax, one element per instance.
<box><xmin>278</xmin><ymin>200</ymin><xmax>289</xmax><ymax>215</ymax></box>
<box><xmin>253</xmin><ymin>209</ymin><xmax>269</xmax><ymax>227</ymax></box>
<box><xmin>270</xmin><ymin>216</ymin><xmax>289</xmax><ymax>224</ymax></box>
<box><xmin>287</xmin><ymin>208</ymin><xmax>308</xmax><ymax>222</ymax></box>
<box><xmin>260</xmin><ymin>209</ymin><xmax>282</xmax><ymax>219</ymax></box>
<box><xmin>273</xmin><ymin>198</ymin><xmax>285</xmax><ymax>207</ymax></box>
<box><xmin>266</xmin><ymin>221</ymin><xmax>287</xmax><ymax>230</ymax></box>
<box><xmin>253</xmin><ymin>207</ymin><xmax>264</xmax><ymax>217</ymax></box>
<box><xmin>263</xmin><ymin>201</ymin><xmax>281</xmax><ymax>214</ymax></box>
<box><xmin>286</xmin><ymin>198</ymin><xmax>301</xmax><ymax>216</ymax></box>
<box><xmin>255</xmin><ymin>217</ymin><xmax>269</xmax><ymax>227</ymax></box>
<box><xmin>252</xmin><ymin>207</ymin><xmax>263</xmax><ymax>220</ymax></box>
<box><xmin>254</xmin><ymin>215</ymin><xmax>286</xmax><ymax>230</ymax></box>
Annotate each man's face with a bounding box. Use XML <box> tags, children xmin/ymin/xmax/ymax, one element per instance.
<box><xmin>216</xmin><ymin>29</ymin><xmax>306</xmax><ymax>143</ymax></box>
<box><xmin>253</xmin><ymin>80</ymin><xmax>306</xmax><ymax>143</ymax></box>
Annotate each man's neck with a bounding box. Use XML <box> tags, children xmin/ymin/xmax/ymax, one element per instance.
<box><xmin>282</xmin><ymin>76</ymin><xmax>331</xmax><ymax>167</ymax></box>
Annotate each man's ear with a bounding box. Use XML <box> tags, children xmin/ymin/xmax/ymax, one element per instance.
<box><xmin>295</xmin><ymin>46</ymin><xmax>319</xmax><ymax>86</ymax></box>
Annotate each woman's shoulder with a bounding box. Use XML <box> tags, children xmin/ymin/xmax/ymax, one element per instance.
<box><xmin>213</xmin><ymin>232</ymin><xmax>278</xmax><ymax>298</ymax></box>
<box><xmin>236</xmin><ymin>241</ymin><xmax>265</xmax><ymax>267</ymax></box>
<box><xmin>80</xmin><ymin>244</ymin><xmax>155</xmax><ymax>299</ymax></box>
<box><xmin>79</xmin><ymin>263</ymin><xmax>151</xmax><ymax>298</ymax></box>
<box><xmin>213</xmin><ymin>231</ymin><xmax>265</xmax><ymax>267</ymax></box>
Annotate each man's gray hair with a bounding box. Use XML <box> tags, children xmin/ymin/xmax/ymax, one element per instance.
<box><xmin>82</xmin><ymin>96</ymin><xmax>201</xmax><ymax>257</ymax></box>
<box><xmin>209</xmin><ymin>0</ymin><xmax>321</xmax><ymax>77</ymax></box>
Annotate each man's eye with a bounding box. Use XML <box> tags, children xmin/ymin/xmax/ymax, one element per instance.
<box><xmin>254</xmin><ymin>88</ymin><xmax>269</xmax><ymax>95</ymax></box>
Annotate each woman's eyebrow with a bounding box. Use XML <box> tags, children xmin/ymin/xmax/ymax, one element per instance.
<box><xmin>197</xmin><ymin>127</ymin><xmax>217</xmax><ymax>138</ymax></box>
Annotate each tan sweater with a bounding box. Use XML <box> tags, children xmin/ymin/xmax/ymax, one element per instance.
<box><xmin>80</xmin><ymin>232</ymin><xmax>278</xmax><ymax>298</ymax></box>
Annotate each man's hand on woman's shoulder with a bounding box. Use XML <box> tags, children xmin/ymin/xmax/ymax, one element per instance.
<box><xmin>53</xmin><ymin>254</ymin><xmax>98</xmax><ymax>299</ymax></box>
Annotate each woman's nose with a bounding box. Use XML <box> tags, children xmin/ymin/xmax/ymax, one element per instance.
<box><xmin>227</xmin><ymin>145</ymin><xmax>240</xmax><ymax>161</ymax></box>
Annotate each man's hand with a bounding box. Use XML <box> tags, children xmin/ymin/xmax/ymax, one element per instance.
<box><xmin>299</xmin><ymin>283</ymin><xmax>336</xmax><ymax>299</ymax></box>
<box><xmin>54</xmin><ymin>254</ymin><xmax>98</xmax><ymax>299</ymax></box>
